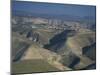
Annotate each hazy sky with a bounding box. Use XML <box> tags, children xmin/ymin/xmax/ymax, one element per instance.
<box><xmin>12</xmin><ymin>1</ymin><xmax>96</xmax><ymax>17</ymax></box>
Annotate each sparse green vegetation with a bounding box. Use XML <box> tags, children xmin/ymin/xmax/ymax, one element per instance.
<box><xmin>12</xmin><ymin>60</ymin><xmax>59</xmax><ymax>74</ymax></box>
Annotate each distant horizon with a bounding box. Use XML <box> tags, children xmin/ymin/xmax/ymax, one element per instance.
<box><xmin>12</xmin><ymin>1</ymin><xmax>96</xmax><ymax>19</ymax></box>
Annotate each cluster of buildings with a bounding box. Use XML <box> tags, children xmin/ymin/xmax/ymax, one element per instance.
<box><xmin>12</xmin><ymin>16</ymin><xmax>92</xmax><ymax>32</ymax></box>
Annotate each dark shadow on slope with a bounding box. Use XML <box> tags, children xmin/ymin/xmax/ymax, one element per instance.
<box><xmin>13</xmin><ymin>44</ymin><xmax>29</xmax><ymax>62</ymax></box>
<box><xmin>43</xmin><ymin>29</ymin><xmax>80</xmax><ymax>68</ymax></box>
<box><xmin>26</xmin><ymin>30</ymin><xmax>39</xmax><ymax>42</ymax></box>
<box><xmin>43</xmin><ymin>29</ymin><xmax>75</xmax><ymax>52</ymax></box>
<box><xmin>60</xmin><ymin>52</ymin><xmax>80</xmax><ymax>69</ymax></box>
<box><xmin>82</xmin><ymin>42</ymin><xmax>96</xmax><ymax>60</ymax></box>
<box><xmin>80</xmin><ymin>63</ymin><xmax>96</xmax><ymax>70</ymax></box>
